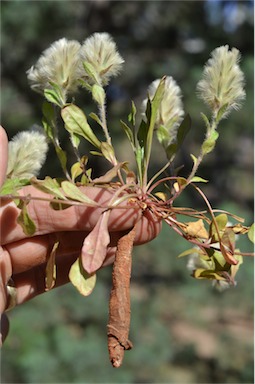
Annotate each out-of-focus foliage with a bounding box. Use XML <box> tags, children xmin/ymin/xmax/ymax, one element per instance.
<box><xmin>1</xmin><ymin>1</ymin><xmax>253</xmax><ymax>383</ymax></box>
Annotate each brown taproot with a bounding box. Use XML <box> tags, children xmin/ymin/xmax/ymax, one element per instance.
<box><xmin>107</xmin><ymin>224</ymin><xmax>137</xmax><ymax>368</ymax></box>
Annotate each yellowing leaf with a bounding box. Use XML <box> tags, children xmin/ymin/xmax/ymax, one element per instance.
<box><xmin>193</xmin><ymin>268</ymin><xmax>226</xmax><ymax>281</ymax></box>
<box><xmin>71</xmin><ymin>162</ymin><xmax>83</xmax><ymax>182</ymax></box>
<box><xmin>69</xmin><ymin>257</ymin><xmax>97</xmax><ymax>296</ymax></box>
<box><xmin>45</xmin><ymin>241</ymin><xmax>59</xmax><ymax>291</ymax></box>
<box><xmin>184</xmin><ymin>219</ymin><xmax>208</xmax><ymax>239</ymax></box>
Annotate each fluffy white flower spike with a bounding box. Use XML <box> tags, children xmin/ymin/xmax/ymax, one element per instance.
<box><xmin>79</xmin><ymin>33</ymin><xmax>124</xmax><ymax>86</ymax></box>
<box><xmin>7</xmin><ymin>130</ymin><xmax>48</xmax><ymax>179</ymax></box>
<box><xmin>27</xmin><ymin>38</ymin><xmax>81</xmax><ymax>97</ymax></box>
<box><xmin>143</xmin><ymin>76</ymin><xmax>184</xmax><ymax>148</ymax></box>
<box><xmin>197</xmin><ymin>45</ymin><xmax>245</xmax><ymax>118</ymax></box>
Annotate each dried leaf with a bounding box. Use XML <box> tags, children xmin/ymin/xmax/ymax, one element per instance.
<box><xmin>93</xmin><ymin>162</ymin><xmax>127</xmax><ymax>184</ymax></box>
<box><xmin>69</xmin><ymin>257</ymin><xmax>97</xmax><ymax>296</ymax></box>
<box><xmin>45</xmin><ymin>241</ymin><xmax>59</xmax><ymax>290</ymax></box>
<box><xmin>184</xmin><ymin>219</ymin><xmax>208</xmax><ymax>239</ymax></box>
<box><xmin>81</xmin><ymin>210</ymin><xmax>111</xmax><ymax>274</ymax></box>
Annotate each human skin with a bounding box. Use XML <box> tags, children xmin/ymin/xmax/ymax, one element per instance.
<box><xmin>0</xmin><ymin>126</ymin><xmax>161</xmax><ymax>343</ymax></box>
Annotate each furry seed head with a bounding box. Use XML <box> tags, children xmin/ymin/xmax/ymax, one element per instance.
<box><xmin>79</xmin><ymin>32</ymin><xmax>124</xmax><ymax>86</ymax></box>
<box><xmin>142</xmin><ymin>76</ymin><xmax>184</xmax><ymax>148</ymax></box>
<box><xmin>27</xmin><ymin>38</ymin><xmax>81</xmax><ymax>95</ymax></box>
<box><xmin>7</xmin><ymin>130</ymin><xmax>48</xmax><ymax>179</ymax></box>
<box><xmin>197</xmin><ymin>45</ymin><xmax>245</xmax><ymax>118</ymax></box>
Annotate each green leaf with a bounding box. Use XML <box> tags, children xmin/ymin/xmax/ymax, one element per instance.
<box><xmin>92</xmin><ymin>84</ymin><xmax>106</xmax><ymax>105</ymax></box>
<box><xmin>216</xmin><ymin>103</ymin><xmax>229</xmax><ymax>123</ymax></box>
<box><xmin>128</xmin><ymin>100</ymin><xmax>137</xmax><ymax>126</ymax></box>
<box><xmin>202</xmin><ymin>129</ymin><xmax>219</xmax><ymax>155</ymax></box>
<box><xmin>69</xmin><ymin>257</ymin><xmax>97</xmax><ymax>296</ymax></box>
<box><xmin>61</xmin><ymin>181</ymin><xmax>99</xmax><ymax>206</ymax></box>
<box><xmin>71</xmin><ymin>158</ymin><xmax>87</xmax><ymax>182</ymax></box>
<box><xmin>83</xmin><ymin>61</ymin><xmax>100</xmax><ymax>84</ymax></box>
<box><xmin>120</xmin><ymin>120</ymin><xmax>135</xmax><ymax>149</ymax></box>
<box><xmin>61</xmin><ymin>104</ymin><xmax>101</xmax><ymax>149</ymax></box>
<box><xmin>156</xmin><ymin>125</ymin><xmax>169</xmax><ymax>146</ymax></box>
<box><xmin>190</xmin><ymin>176</ymin><xmax>208</xmax><ymax>183</ymax></box>
<box><xmin>210</xmin><ymin>213</ymin><xmax>228</xmax><ymax>241</ymax></box>
<box><xmin>100</xmin><ymin>142</ymin><xmax>116</xmax><ymax>163</ymax></box>
<box><xmin>17</xmin><ymin>200</ymin><xmax>36</xmax><ymax>236</ymax></box>
<box><xmin>89</xmin><ymin>112</ymin><xmax>103</xmax><ymax>128</ymax></box>
<box><xmin>190</xmin><ymin>154</ymin><xmax>198</xmax><ymax>167</ymax></box>
<box><xmin>55</xmin><ymin>145</ymin><xmax>68</xmax><ymax>174</ymax></box>
<box><xmin>31</xmin><ymin>176</ymin><xmax>66</xmax><ymax>200</ymax></box>
<box><xmin>0</xmin><ymin>178</ymin><xmax>30</xmax><ymax>195</ymax></box>
<box><xmin>44</xmin><ymin>88</ymin><xmax>63</xmax><ymax>108</ymax></box>
<box><xmin>165</xmin><ymin>114</ymin><xmax>191</xmax><ymax>160</ymax></box>
<box><xmin>200</xmin><ymin>112</ymin><xmax>210</xmax><ymax>130</ymax></box>
<box><xmin>45</xmin><ymin>241</ymin><xmax>59</xmax><ymax>291</ymax></box>
<box><xmin>248</xmin><ymin>224</ymin><xmax>254</xmax><ymax>243</ymax></box>
<box><xmin>42</xmin><ymin>102</ymin><xmax>55</xmax><ymax>141</ymax></box>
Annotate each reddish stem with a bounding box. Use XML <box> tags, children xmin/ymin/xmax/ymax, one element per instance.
<box><xmin>107</xmin><ymin>224</ymin><xmax>137</xmax><ymax>368</ymax></box>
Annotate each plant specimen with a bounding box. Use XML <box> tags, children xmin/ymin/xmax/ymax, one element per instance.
<box><xmin>1</xmin><ymin>33</ymin><xmax>253</xmax><ymax>367</ymax></box>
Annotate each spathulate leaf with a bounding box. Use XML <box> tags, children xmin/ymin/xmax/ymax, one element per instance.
<box><xmin>0</xmin><ymin>178</ymin><xmax>30</xmax><ymax>196</ymax></box>
<box><xmin>92</xmin><ymin>84</ymin><xmax>105</xmax><ymax>105</ymax></box>
<box><xmin>69</xmin><ymin>257</ymin><xmax>97</xmax><ymax>296</ymax></box>
<box><xmin>100</xmin><ymin>142</ymin><xmax>116</xmax><ymax>164</ymax></box>
<box><xmin>61</xmin><ymin>181</ymin><xmax>99</xmax><ymax>206</ymax></box>
<box><xmin>44</xmin><ymin>87</ymin><xmax>63</xmax><ymax>108</ymax></box>
<box><xmin>190</xmin><ymin>176</ymin><xmax>208</xmax><ymax>183</ymax></box>
<box><xmin>128</xmin><ymin>100</ymin><xmax>137</xmax><ymax>126</ymax></box>
<box><xmin>202</xmin><ymin>129</ymin><xmax>219</xmax><ymax>155</ymax></box>
<box><xmin>200</xmin><ymin>112</ymin><xmax>210</xmax><ymax>130</ymax></box>
<box><xmin>31</xmin><ymin>176</ymin><xmax>66</xmax><ymax>200</ymax></box>
<box><xmin>83</xmin><ymin>61</ymin><xmax>101</xmax><ymax>84</ymax></box>
<box><xmin>248</xmin><ymin>224</ymin><xmax>254</xmax><ymax>243</ymax></box>
<box><xmin>61</xmin><ymin>104</ymin><xmax>101</xmax><ymax>149</ymax></box>
<box><xmin>81</xmin><ymin>210</ymin><xmax>111</xmax><ymax>274</ymax></box>
<box><xmin>17</xmin><ymin>200</ymin><xmax>36</xmax><ymax>236</ymax></box>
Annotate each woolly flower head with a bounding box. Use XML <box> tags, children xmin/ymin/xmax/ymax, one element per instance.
<box><xmin>142</xmin><ymin>76</ymin><xmax>184</xmax><ymax>148</ymax></box>
<box><xmin>7</xmin><ymin>130</ymin><xmax>48</xmax><ymax>179</ymax></box>
<box><xmin>27</xmin><ymin>38</ymin><xmax>81</xmax><ymax>96</ymax></box>
<box><xmin>79</xmin><ymin>32</ymin><xmax>124</xmax><ymax>86</ymax></box>
<box><xmin>197</xmin><ymin>45</ymin><xmax>245</xmax><ymax>118</ymax></box>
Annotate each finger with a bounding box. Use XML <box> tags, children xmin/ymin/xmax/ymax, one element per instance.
<box><xmin>1</xmin><ymin>186</ymin><xmax>161</xmax><ymax>245</ymax></box>
<box><xmin>0</xmin><ymin>126</ymin><xmax>8</xmax><ymax>187</ymax></box>
<box><xmin>12</xmin><ymin>247</ymin><xmax>117</xmax><ymax>305</ymax></box>
<box><xmin>4</xmin><ymin>224</ymin><xmax>153</xmax><ymax>276</ymax></box>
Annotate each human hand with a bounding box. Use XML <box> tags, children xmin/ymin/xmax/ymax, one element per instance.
<box><xmin>0</xmin><ymin>126</ymin><xmax>161</xmax><ymax>344</ymax></box>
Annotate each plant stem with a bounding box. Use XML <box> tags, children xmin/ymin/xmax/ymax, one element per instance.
<box><xmin>107</xmin><ymin>224</ymin><xmax>137</xmax><ymax>368</ymax></box>
<box><xmin>99</xmin><ymin>101</ymin><xmax>112</xmax><ymax>146</ymax></box>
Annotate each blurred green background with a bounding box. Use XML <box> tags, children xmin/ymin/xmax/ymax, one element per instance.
<box><xmin>1</xmin><ymin>1</ymin><xmax>253</xmax><ymax>383</ymax></box>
